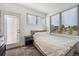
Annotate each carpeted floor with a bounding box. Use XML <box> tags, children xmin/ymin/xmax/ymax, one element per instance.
<box><xmin>6</xmin><ymin>44</ymin><xmax>79</xmax><ymax>56</ymax></box>
<box><xmin>6</xmin><ymin>45</ymin><xmax>43</xmax><ymax>56</ymax></box>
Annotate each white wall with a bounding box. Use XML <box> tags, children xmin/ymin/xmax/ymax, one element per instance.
<box><xmin>0</xmin><ymin>3</ymin><xmax>46</xmax><ymax>45</ymax></box>
<box><xmin>46</xmin><ymin>14</ymin><xmax>51</xmax><ymax>33</ymax></box>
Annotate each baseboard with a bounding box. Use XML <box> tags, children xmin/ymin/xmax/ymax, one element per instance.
<box><xmin>6</xmin><ymin>43</ymin><xmax>25</xmax><ymax>50</ymax></box>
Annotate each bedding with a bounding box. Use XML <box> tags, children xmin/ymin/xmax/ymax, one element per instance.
<box><xmin>33</xmin><ymin>32</ymin><xmax>79</xmax><ymax>56</ymax></box>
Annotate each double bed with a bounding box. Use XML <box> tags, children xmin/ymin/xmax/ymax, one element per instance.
<box><xmin>33</xmin><ymin>32</ymin><xmax>79</xmax><ymax>56</ymax></box>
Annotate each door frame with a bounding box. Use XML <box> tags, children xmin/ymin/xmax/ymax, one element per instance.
<box><xmin>1</xmin><ymin>10</ymin><xmax>21</xmax><ymax>46</ymax></box>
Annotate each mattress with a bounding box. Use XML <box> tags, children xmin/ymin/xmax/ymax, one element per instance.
<box><xmin>33</xmin><ymin>32</ymin><xmax>78</xmax><ymax>56</ymax></box>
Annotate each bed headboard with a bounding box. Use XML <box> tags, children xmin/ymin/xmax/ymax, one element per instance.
<box><xmin>31</xmin><ymin>30</ymin><xmax>47</xmax><ymax>35</ymax></box>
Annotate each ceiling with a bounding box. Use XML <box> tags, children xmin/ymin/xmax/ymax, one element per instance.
<box><xmin>17</xmin><ymin>3</ymin><xmax>79</xmax><ymax>14</ymax></box>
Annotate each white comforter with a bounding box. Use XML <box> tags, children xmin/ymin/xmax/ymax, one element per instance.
<box><xmin>33</xmin><ymin>32</ymin><xmax>79</xmax><ymax>56</ymax></box>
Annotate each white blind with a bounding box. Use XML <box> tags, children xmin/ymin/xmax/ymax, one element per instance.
<box><xmin>51</xmin><ymin>14</ymin><xmax>60</xmax><ymax>26</ymax></box>
<box><xmin>62</xmin><ymin>7</ymin><xmax>78</xmax><ymax>27</ymax></box>
<box><xmin>27</xmin><ymin>15</ymin><xmax>36</xmax><ymax>25</ymax></box>
<box><xmin>37</xmin><ymin>17</ymin><xmax>45</xmax><ymax>25</ymax></box>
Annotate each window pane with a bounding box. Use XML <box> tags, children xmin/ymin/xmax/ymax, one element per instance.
<box><xmin>37</xmin><ymin>17</ymin><xmax>45</xmax><ymax>25</ymax></box>
<box><xmin>62</xmin><ymin>7</ymin><xmax>78</xmax><ymax>35</ymax></box>
<box><xmin>51</xmin><ymin>14</ymin><xmax>60</xmax><ymax>33</ymax></box>
<box><xmin>27</xmin><ymin>15</ymin><xmax>36</xmax><ymax>25</ymax></box>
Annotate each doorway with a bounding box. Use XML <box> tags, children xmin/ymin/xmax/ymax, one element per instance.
<box><xmin>3</xmin><ymin>12</ymin><xmax>20</xmax><ymax>49</ymax></box>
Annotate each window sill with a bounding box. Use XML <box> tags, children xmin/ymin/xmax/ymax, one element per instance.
<box><xmin>50</xmin><ymin>33</ymin><xmax>79</xmax><ymax>38</ymax></box>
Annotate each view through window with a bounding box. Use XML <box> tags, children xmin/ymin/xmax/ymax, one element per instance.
<box><xmin>61</xmin><ymin>7</ymin><xmax>78</xmax><ymax>35</ymax></box>
<box><xmin>50</xmin><ymin>7</ymin><xmax>78</xmax><ymax>35</ymax></box>
<box><xmin>51</xmin><ymin>14</ymin><xmax>60</xmax><ymax>33</ymax></box>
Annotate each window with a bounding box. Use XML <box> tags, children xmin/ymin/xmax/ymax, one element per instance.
<box><xmin>27</xmin><ymin>14</ymin><xmax>46</xmax><ymax>25</ymax></box>
<box><xmin>50</xmin><ymin>7</ymin><xmax>79</xmax><ymax>35</ymax></box>
<box><xmin>50</xmin><ymin>14</ymin><xmax>60</xmax><ymax>33</ymax></box>
<box><xmin>27</xmin><ymin>15</ymin><xmax>37</xmax><ymax>25</ymax></box>
<box><xmin>37</xmin><ymin>17</ymin><xmax>45</xmax><ymax>25</ymax></box>
<box><xmin>61</xmin><ymin>7</ymin><xmax>78</xmax><ymax>35</ymax></box>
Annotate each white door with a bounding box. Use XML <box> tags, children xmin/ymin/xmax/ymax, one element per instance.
<box><xmin>4</xmin><ymin>14</ymin><xmax>19</xmax><ymax>45</ymax></box>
